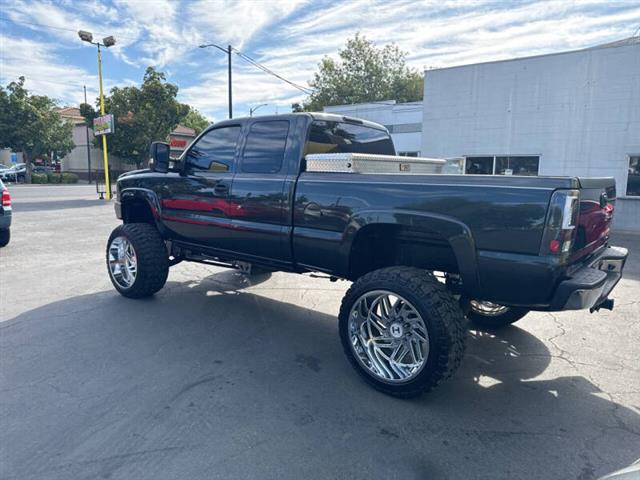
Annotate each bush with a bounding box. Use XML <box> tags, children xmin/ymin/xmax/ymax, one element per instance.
<box><xmin>31</xmin><ymin>173</ymin><xmax>48</xmax><ymax>184</ymax></box>
<box><xmin>47</xmin><ymin>172</ymin><xmax>62</xmax><ymax>183</ymax></box>
<box><xmin>61</xmin><ymin>173</ymin><xmax>79</xmax><ymax>184</ymax></box>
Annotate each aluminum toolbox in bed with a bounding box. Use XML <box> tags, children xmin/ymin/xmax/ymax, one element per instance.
<box><xmin>305</xmin><ymin>153</ymin><xmax>446</xmax><ymax>174</ymax></box>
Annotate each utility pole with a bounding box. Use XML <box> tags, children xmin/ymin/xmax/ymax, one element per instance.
<box><xmin>83</xmin><ymin>85</ymin><xmax>92</xmax><ymax>183</ymax></box>
<box><xmin>199</xmin><ymin>43</ymin><xmax>233</xmax><ymax>119</ymax></box>
<box><xmin>227</xmin><ymin>45</ymin><xmax>232</xmax><ymax>119</ymax></box>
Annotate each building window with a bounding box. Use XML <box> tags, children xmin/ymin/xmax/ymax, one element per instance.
<box><xmin>386</xmin><ymin>123</ymin><xmax>422</xmax><ymax>134</ymax></box>
<box><xmin>464</xmin><ymin>155</ymin><xmax>540</xmax><ymax>176</ymax></box>
<box><xmin>628</xmin><ymin>155</ymin><xmax>640</xmax><ymax>196</ymax></box>
<box><xmin>465</xmin><ymin>156</ymin><xmax>493</xmax><ymax>175</ymax></box>
<box><xmin>495</xmin><ymin>156</ymin><xmax>539</xmax><ymax>176</ymax></box>
<box><xmin>398</xmin><ymin>151</ymin><xmax>419</xmax><ymax>157</ymax></box>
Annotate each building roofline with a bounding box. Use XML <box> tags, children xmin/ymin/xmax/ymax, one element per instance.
<box><xmin>324</xmin><ymin>100</ymin><xmax>424</xmax><ymax>110</ymax></box>
<box><xmin>425</xmin><ymin>36</ymin><xmax>640</xmax><ymax>73</ymax></box>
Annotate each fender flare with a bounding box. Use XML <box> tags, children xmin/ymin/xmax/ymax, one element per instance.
<box><xmin>341</xmin><ymin>209</ymin><xmax>481</xmax><ymax>295</ymax></box>
<box><xmin>119</xmin><ymin>188</ymin><xmax>165</xmax><ymax>232</ymax></box>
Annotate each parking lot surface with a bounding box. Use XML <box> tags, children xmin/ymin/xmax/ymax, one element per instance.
<box><xmin>1</xmin><ymin>184</ymin><xmax>639</xmax><ymax>480</ymax></box>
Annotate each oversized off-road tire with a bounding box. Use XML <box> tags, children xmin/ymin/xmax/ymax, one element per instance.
<box><xmin>0</xmin><ymin>228</ymin><xmax>10</xmax><ymax>247</ymax></box>
<box><xmin>466</xmin><ymin>300</ymin><xmax>529</xmax><ymax>329</ymax></box>
<box><xmin>106</xmin><ymin>223</ymin><xmax>169</xmax><ymax>298</ymax></box>
<box><xmin>339</xmin><ymin>267</ymin><xmax>467</xmax><ymax>398</ymax></box>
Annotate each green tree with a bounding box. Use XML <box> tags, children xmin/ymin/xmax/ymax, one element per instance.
<box><xmin>81</xmin><ymin>67</ymin><xmax>190</xmax><ymax>168</ymax></box>
<box><xmin>0</xmin><ymin>77</ymin><xmax>74</xmax><ymax>182</ymax></box>
<box><xmin>181</xmin><ymin>108</ymin><xmax>210</xmax><ymax>135</ymax></box>
<box><xmin>298</xmin><ymin>34</ymin><xmax>423</xmax><ymax>111</ymax></box>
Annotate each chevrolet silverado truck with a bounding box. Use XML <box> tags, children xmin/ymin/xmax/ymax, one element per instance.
<box><xmin>107</xmin><ymin>113</ymin><xmax>628</xmax><ymax>397</ymax></box>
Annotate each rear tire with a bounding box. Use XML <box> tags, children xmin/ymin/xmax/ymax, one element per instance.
<box><xmin>339</xmin><ymin>267</ymin><xmax>467</xmax><ymax>398</ymax></box>
<box><xmin>0</xmin><ymin>228</ymin><xmax>10</xmax><ymax>247</ymax></box>
<box><xmin>106</xmin><ymin>223</ymin><xmax>169</xmax><ymax>298</ymax></box>
<box><xmin>466</xmin><ymin>300</ymin><xmax>529</xmax><ymax>329</ymax></box>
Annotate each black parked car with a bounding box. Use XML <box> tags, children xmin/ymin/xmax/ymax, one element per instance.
<box><xmin>105</xmin><ymin>112</ymin><xmax>628</xmax><ymax>397</ymax></box>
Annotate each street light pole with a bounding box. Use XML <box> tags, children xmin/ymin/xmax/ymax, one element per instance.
<box><xmin>78</xmin><ymin>30</ymin><xmax>115</xmax><ymax>200</ymax></box>
<box><xmin>199</xmin><ymin>43</ymin><xmax>233</xmax><ymax>119</ymax></box>
<box><xmin>83</xmin><ymin>85</ymin><xmax>92</xmax><ymax>183</ymax></box>
<box><xmin>96</xmin><ymin>43</ymin><xmax>111</xmax><ymax>200</ymax></box>
<box><xmin>249</xmin><ymin>103</ymin><xmax>268</xmax><ymax>116</ymax></box>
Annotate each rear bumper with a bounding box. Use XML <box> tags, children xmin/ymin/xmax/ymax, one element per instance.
<box><xmin>549</xmin><ymin>246</ymin><xmax>628</xmax><ymax>311</ymax></box>
<box><xmin>0</xmin><ymin>209</ymin><xmax>11</xmax><ymax>229</ymax></box>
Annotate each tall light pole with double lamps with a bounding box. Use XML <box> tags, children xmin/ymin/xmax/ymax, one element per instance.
<box><xmin>78</xmin><ymin>30</ymin><xmax>115</xmax><ymax>200</ymax></box>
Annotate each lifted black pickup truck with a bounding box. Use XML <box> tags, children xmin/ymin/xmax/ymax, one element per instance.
<box><xmin>107</xmin><ymin>112</ymin><xmax>628</xmax><ymax>397</ymax></box>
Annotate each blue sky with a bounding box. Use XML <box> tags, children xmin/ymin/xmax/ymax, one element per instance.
<box><xmin>1</xmin><ymin>0</ymin><xmax>639</xmax><ymax>122</ymax></box>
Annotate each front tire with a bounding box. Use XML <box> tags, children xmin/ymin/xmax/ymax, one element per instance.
<box><xmin>466</xmin><ymin>300</ymin><xmax>529</xmax><ymax>329</ymax></box>
<box><xmin>106</xmin><ymin>223</ymin><xmax>169</xmax><ymax>298</ymax></box>
<box><xmin>0</xmin><ymin>228</ymin><xmax>10</xmax><ymax>247</ymax></box>
<box><xmin>339</xmin><ymin>267</ymin><xmax>467</xmax><ymax>398</ymax></box>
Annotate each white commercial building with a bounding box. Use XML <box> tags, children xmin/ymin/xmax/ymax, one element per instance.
<box><xmin>324</xmin><ymin>101</ymin><xmax>423</xmax><ymax>156</ymax></box>
<box><xmin>422</xmin><ymin>37</ymin><xmax>640</xmax><ymax>232</ymax></box>
<box><xmin>321</xmin><ymin>38</ymin><xmax>640</xmax><ymax>231</ymax></box>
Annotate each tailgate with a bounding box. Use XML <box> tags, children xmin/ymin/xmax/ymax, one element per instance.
<box><xmin>571</xmin><ymin>177</ymin><xmax>616</xmax><ymax>262</ymax></box>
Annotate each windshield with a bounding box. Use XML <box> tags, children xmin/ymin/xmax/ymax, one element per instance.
<box><xmin>305</xmin><ymin>120</ymin><xmax>395</xmax><ymax>156</ymax></box>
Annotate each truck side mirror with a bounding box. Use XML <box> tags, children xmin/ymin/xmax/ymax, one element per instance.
<box><xmin>149</xmin><ymin>142</ymin><xmax>170</xmax><ymax>173</ymax></box>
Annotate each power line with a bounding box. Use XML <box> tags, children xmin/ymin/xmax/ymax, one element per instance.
<box><xmin>231</xmin><ymin>47</ymin><xmax>314</xmax><ymax>95</ymax></box>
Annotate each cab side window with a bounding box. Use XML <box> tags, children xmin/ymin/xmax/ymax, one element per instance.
<box><xmin>186</xmin><ymin>126</ymin><xmax>241</xmax><ymax>172</ymax></box>
<box><xmin>242</xmin><ymin>121</ymin><xmax>289</xmax><ymax>174</ymax></box>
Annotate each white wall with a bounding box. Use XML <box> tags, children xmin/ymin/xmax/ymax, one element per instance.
<box><xmin>62</xmin><ymin>124</ymin><xmax>130</xmax><ymax>176</ymax></box>
<box><xmin>324</xmin><ymin>101</ymin><xmax>423</xmax><ymax>154</ymax></box>
<box><xmin>422</xmin><ymin>40</ymin><xmax>640</xmax><ymax>231</ymax></box>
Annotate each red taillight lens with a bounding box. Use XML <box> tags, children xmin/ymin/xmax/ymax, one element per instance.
<box><xmin>540</xmin><ymin>189</ymin><xmax>579</xmax><ymax>257</ymax></box>
<box><xmin>1</xmin><ymin>190</ymin><xmax>10</xmax><ymax>207</ymax></box>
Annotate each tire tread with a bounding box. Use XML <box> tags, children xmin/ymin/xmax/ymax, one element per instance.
<box><xmin>339</xmin><ymin>267</ymin><xmax>467</xmax><ymax>397</ymax></box>
<box><xmin>106</xmin><ymin>223</ymin><xmax>168</xmax><ymax>298</ymax></box>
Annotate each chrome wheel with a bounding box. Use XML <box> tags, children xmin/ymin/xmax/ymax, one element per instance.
<box><xmin>108</xmin><ymin>236</ymin><xmax>137</xmax><ymax>289</ymax></box>
<box><xmin>348</xmin><ymin>290</ymin><xmax>429</xmax><ymax>383</ymax></box>
<box><xmin>470</xmin><ymin>300</ymin><xmax>510</xmax><ymax>316</ymax></box>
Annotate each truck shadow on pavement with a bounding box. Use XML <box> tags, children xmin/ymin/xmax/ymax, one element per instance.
<box><xmin>2</xmin><ymin>273</ymin><xmax>639</xmax><ymax>480</ymax></box>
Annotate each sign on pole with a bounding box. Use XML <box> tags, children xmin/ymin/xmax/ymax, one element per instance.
<box><xmin>93</xmin><ymin>114</ymin><xmax>115</xmax><ymax>136</ymax></box>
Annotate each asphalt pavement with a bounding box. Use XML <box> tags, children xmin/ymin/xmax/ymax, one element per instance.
<box><xmin>1</xmin><ymin>184</ymin><xmax>639</xmax><ymax>480</ymax></box>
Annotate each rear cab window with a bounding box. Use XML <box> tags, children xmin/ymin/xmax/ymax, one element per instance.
<box><xmin>305</xmin><ymin>120</ymin><xmax>395</xmax><ymax>156</ymax></box>
<box><xmin>241</xmin><ymin>120</ymin><xmax>290</xmax><ymax>174</ymax></box>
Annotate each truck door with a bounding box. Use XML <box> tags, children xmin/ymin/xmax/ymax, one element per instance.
<box><xmin>228</xmin><ymin>119</ymin><xmax>293</xmax><ymax>265</ymax></box>
<box><xmin>160</xmin><ymin>125</ymin><xmax>241</xmax><ymax>251</ymax></box>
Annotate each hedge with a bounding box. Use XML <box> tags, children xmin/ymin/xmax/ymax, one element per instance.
<box><xmin>46</xmin><ymin>172</ymin><xmax>61</xmax><ymax>183</ymax></box>
<box><xmin>31</xmin><ymin>173</ymin><xmax>48</xmax><ymax>184</ymax></box>
<box><xmin>61</xmin><ymin>173</ymin><xmax>79</xmax><ymax>184</ymax></box>
<box><xmin>30</xmin><ymin>172</ymin><xmax>78</xmax><ymax>184</ymax></box>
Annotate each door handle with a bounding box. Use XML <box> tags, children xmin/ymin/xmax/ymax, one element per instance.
<box><xmin>214</xmin><ymin>183</ymin><xmax>229</xmax><ymax>195</ymax></box>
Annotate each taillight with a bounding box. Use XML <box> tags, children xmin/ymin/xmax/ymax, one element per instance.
<box><xmin>540</xmin><ymin>189</ymin><xmax>579</xmax><ymax>257</ymax></box>
<box><xmin>1</xmin><ymin>189</ymin><xmax>10</xmax><ymax>207</ymax></box>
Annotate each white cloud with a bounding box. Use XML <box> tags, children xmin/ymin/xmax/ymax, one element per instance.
<box><xmin>0</xmin><ymin>34</ymin><xmax>100</xmax><ymax>106</ymax></box>
<box><xmin>187</xmin><ymin>0</ymin><xmax>308</xmax><ymax>48</ymax></box>
<box><xmin>2</xmin><ymin>0</ymin><xmax>639</xmax><ymax>121</ymax></box>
